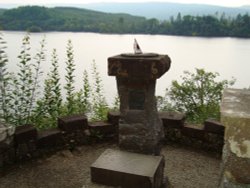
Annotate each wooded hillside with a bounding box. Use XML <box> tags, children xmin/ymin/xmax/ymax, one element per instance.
<box><xmin>0</xmin><ymin>6</ymin><xmax>249</xmax><ymax>37</ymax></box>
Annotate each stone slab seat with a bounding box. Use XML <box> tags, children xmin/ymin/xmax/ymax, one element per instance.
<box><xmin>182</xmin><ymin>124</ymin><xmax>205</xmax><ymax>140</ymax></box>
<box><xmin>58</xmin><ymin>114</ymin><xmax>88</xmax><ymax>133</ymax></box>
<box><xmin>91</xmin><ymin>149</ymin><xmax>165</xmax><ymax>188</ymax></box>
<box><xmin>88</xmin><ymin>121</ymin><xmax>116</xmax><ymax>135</ymax></box>
<box><xmin>37</xmin><ymin>128</ymin><xmax>63</xmax><ymax>148</ymax></box>
<box><xmin>14</xmin><ymin>125</ymin><xmax>37</xmax><ymax>145</ymax></box>
<box><xmin>107</xmin><ymin>111</ymin><xmax>120</xmax><ymax>125</ymax></box>
<box><xmin>204</xmin><ymin>119</ymin><xmax>224</xmax><ymax>135</ymax></box>
<box><xmin>159</xmin><ymin>111</ymin><xmax>185</xmax><ymax>129</ymax></box>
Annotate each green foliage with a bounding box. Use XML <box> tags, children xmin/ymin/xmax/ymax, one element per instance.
<box><xmin>64</xmin><ymin>40</ymin><xmax>76</xmax><ymax>115</ymax></box>
<box><xmin>27</xmin><ymin>37</ymin><xmax>46</xmax><ymax>122</ymax></box>
<box><xmin>1</xmin><ymin>33</ymin><xmax>240</xmax><ymax>130</ymax></box>
<box><xmin>156</xmin><ymin>95</ymin><xmax>174</xmax><ymax>112</ymax></box>
<box><xmin>49</xmin><ymin>49</ymin><xmax>62</xmax><ymax>117</ymax></box>
<box><xmin>111</xmin><ymin>94</ymin><xmax>120</xmax><ymax>111</ymax></box>
<box><xmin>10</xmin><ymin>34</ymin><xmax>34</xmax><ymax>125</ymax></box>
<box><xmin>165</xmin><ymin>68</ymin><xmax>235</xmax><ymax>123</ymax></box>
<box><xmin>91</xmin><ymin>61</ymin><xmax>109</xmax><ymax>121</ymax></box>
<box><xmin>74</xmin><ymin>70</ymin><xmax>91</xmax><ymax>115</ymax></box>
<box><xmin>34</xmin><ymin>49</ymin><xmax>62</xmax><ymax>129</ymax></box>
<box><xmin>0</xmin><ymin>6</ymin><xmax>146</xmax><ymax>33</ymax></box>
<box><xmin>0</xmin><ymin>33</ymin><xmax>11</xmax><ymax>122</ymax></box>
<box><xmin>5</xmin><ymin>34</ymin><xmax>45</xmax><ymax>126</ymax></box>
<box><xmin>0</xmin><ymin>6</ymin><xmax>250</xmax><ymax>37</ymax></box>
<box><xmin>0</xmin><ymin>33</ymin><xmax>112</xmax><ymax>129</ymax></box>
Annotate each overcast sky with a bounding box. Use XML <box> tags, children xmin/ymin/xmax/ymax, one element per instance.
<box><xmin>0</xmin><ymin>0</ymin><xmax>249</xmax><ymax>7</ymax></box>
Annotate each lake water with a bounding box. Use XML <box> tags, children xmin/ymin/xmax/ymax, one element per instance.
<box><xmin>2</xmin><ymin>31</ymin><xmax>250</xmax><ymax>104</ymax></box>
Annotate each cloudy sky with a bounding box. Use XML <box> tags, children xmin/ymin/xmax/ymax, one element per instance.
<box><xmin>0</xmin><ymin>0</ymin><xmax>249</xmax><ymax>7</ymax></box>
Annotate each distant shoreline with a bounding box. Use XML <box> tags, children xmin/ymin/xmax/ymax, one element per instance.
<box><xmin>0</xmin><ymin>5</ymin><xmax>250</xmax><ymax>38</ymax></box>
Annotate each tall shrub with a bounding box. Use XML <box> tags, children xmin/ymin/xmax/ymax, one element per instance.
<box><xmin>165</xmin><ymin>68</ymin><xmax>235</xmax><ymax>123</ymax></box>
<box><xmin>34</xmin><ymin>49</ymin><xmax>62</xmax><ymax>128</ymax></box>
<box><xmin>64</xmin><ymin>40</ymin><xmax>75</xmax><ymax>115</ymax></box>
<box><xmin>74</xmin><ymin>69</ymin><xmax>91</xmax><ymax>114</ymax></box>
<box><xmin>26</xmin><ymin>37</ymin><xmax>46</xmax><ymax>122</ymax></box>
<box><xmin>11</xmin><ymin>34</ymin><xmax>34</xmax><ymax>125</ymax></box>
<box><xmin>0</xmin><ymin>33</ymin><xmax>11</xmax><ymax>122</ymax></box>
<box><xmin>91</xmin><ymin>61</ymin><xmax>108</xmax><ymax>120</ymax></box>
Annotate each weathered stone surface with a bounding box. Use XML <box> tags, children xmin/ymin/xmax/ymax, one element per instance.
<box><xmin>108</xmin><ymin>54</ymin><xmax>171</xmax><ymax>79</ymax></box>
<box><xmin>107</xmin><ymin>111</ymin><xmax>120</xmax><ymax>125</ymax></box>
<box><xmin>220</xmin><ymin>88</ymin><xmax>250</xmax><ymax>187</ymax></box>
<box><xmin>108</xmin><ymin>53</ymin><xmax>171</xmax><ymax>155</ymax></box>
<box><xmin>119</xmin><ymin>110</ymin><xmax>163</xmax><ymax>155</ymax></box>
<box><xmin>116</xmin><ymin>78</ymin><xmax>164</xmax><ymax>155</ymax></box>
<box><xmin>0</xmin><ymin>129</ymin><xmax>7</xmax><ymax>143</ymax></box>
<box><xmin>182</xmin><ymin>124</ymin><xmax>205</xmax><ymax>140</ymax></box>
<box><xmin>58</xmin><ymin>114</ymin><xmax>88</xmax><ymax>133</ymax></box>
<box><xmin>0</xmin><ymin>123</ymin><xmax>15</xmax><ymax>144</ymax></box>
<box><xmin>91</xmin><ymin>149</ymin><xmax>165</xmax><ymax>188</ymax></box>
<box><xmin>14</xmin><ymin>125</ymin><xmax>37</xmax><ymax>144</ymax></box>
<box><xmin>159</xmin><ymin>111</ymin><xmax>185</xmax><ymax>129</ymax></box>
<box><xmin>223</xmin><ymin>143</ymin><xmax>250</xmax><ymax>184</ymax></box>
<box><xmin>37</xmin><ymin>128</ymin><xmax>63</xmax><ymax>148</ymax></box>
<box><xmin>204</xmin><ymin>119</ymin><xmax>224</xmax><ymax>135</ymax></box>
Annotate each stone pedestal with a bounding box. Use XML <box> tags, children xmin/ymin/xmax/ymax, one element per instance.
<box><xmin>90</xmin><ymin>53</ymin><xmax>171</xmax><ymax>188</ymax></box>
<box><xmin>108</xmin><ymin>53</ymin><xmax>171</xmax><ymax>155</ymax></box>
<box><xmin>220</xmin><ymin>89</ymin><xmax>250</xmax><ymax>187</ymax></box>
<box><xmin>91</xmin><ymin>149</ymin><xmax>165</xmax><ymax>188</ymax></box>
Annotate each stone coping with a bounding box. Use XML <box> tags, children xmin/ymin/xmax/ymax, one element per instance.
<box><xmin>221</xmin><ymin>88</ymin><xmax>250</xmax><ymax>118</ymax></box>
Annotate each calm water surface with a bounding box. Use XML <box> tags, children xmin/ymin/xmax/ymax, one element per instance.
<box><xmin>3</xmin><ymin>31</ymin><xmax>250</xmax><ymax>103</ymax></box>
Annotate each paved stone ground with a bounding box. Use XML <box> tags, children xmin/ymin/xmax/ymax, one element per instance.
<box><xmin>0</xmin><ymin>143</ymin><xmax>221</xmax><ymax>188</ymax></box>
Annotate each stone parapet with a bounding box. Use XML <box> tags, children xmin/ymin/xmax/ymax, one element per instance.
<box><xmin>220</xmin><ymin>88</ymin><xmax>250</xmax><ymax>187</ymax></box>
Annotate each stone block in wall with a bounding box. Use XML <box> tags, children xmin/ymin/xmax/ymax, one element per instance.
<box><xmin>37</xmin><ymin>128</ymin><xmax>63</xmax><ymax>148</ymax></box>
<box><xmin>107</xmin><ymin>111</ymin><xmax>120</xmax><ymax>125</ymax></box>
<box><xmin>182</xmin><ymin>124</ymin><xmax>205</xmax><ymax>140</ymax></box>
<box><xmin>204</xmin><ymin>119</ymin><xmax>224</xmax><ymax>135</ymax></box>
<box><xmin>58</xmin><ymin>114</ymin><xmax>88</xmax><ymax>133</ymax></box>
<box><xmin>220</xmin><ymin>88</ymin><xmax>250</xmax><ymax>187</ymax></box>
<box><xmin>88</xmin><ymin>121</ymin><xmax>116</xmax><ymax>135</ymax></box>
<box><xmin>0</xmin><ymin>143</ymin><xmax>9</xmax><ymax>169</ymax></box>
<box><xmin>0</xmin><ymin>123</ymin><xmax>15</xmax><ymax>145</ymax></box>
<box><xmin>159</xmin><ymin>111</ymin><xmax>185</xmax><ymax>129</ymax></box>
<box><xmin>14</xmin><ymin>125</ymin><xmax>37</xmax><ymax>144</ymax></box>
<box><xmin>0</xmin><ymin>142</ymin><xmax>9</xmax><ymax>154</ymax></box>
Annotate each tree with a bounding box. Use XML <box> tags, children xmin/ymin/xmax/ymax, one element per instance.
<box><xmin>165</xmin><ymin>68</ymin><xmax>235</xmax><ymax>123</ymax></box>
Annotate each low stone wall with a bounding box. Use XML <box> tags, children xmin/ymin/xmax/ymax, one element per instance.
<box><xmin>0</xmin><ymin>123</ymin><xmax>15</xmax><ymax>174</ymax></box>
<box><xmin>0</xmin><ymin>115</ymin><xmax>117</xmax><ymax>175</ymax></box>
<box><xmin>109</xmin><ymin>111</ymin><xmax>224</xmax><ymax>153</ymax></box>
<box><xmin>219</xmin><ymin>88</ymin><xmax>250</xmax><ymax>187</ymax></box>
<box><xmin>1</xmin><ymin>110</ymin><xmax>224</xmax><ymax>175</ymax></box>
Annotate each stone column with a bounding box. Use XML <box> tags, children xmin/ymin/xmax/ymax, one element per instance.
<box><xmin>220</xmin><ymin>88</ymin><xmax>250</xmax><ymax>187</ymax></box>
<box><xmin>108</xmin><ymin>53</ymin><xmax>171</xmax><ymax>155</ymax></box>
